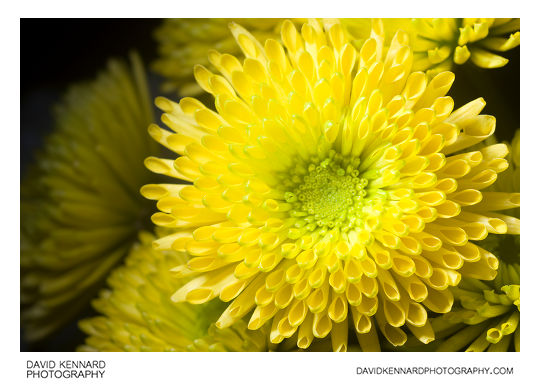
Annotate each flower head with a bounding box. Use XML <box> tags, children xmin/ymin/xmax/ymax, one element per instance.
<box><xmin>21</xmin><ymin>54</ymin><xmax>158</xmax><ymax>341</ymax></box>
<box><xmin>144</xmin><ymin>20</ymin><xmax>520</xmax><ymax>351</ymax></box>
<box><xmin>410</xmin><ymin>18</ymin><xmax>520</xmax><ymax>75</ymax></box>
<box><xmin>79</xmin><ymin>231</ymin><xmax>270</xmax><ymax>352</ymax></box>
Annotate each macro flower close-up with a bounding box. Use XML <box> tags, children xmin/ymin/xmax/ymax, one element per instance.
<box><xmin>143</xmin><ymin>19</ymin><xmax>520</xmax><ymax>351</ymax></box>
<box><xmin>18</xmin><ymin>14</ymin><xmax>522</xmax><ymax>368</ymax></box>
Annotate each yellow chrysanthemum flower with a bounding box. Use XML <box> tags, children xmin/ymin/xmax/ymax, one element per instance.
<box><xmin>21</xmin><ymin>54</ymin><xmax>158</xmax><ymax>341</ymax></box>
<box><xmin>143</xmin><ymin>20</ymin><xmax>520</xmax><ymax>351</ymax></box>
<box><xmin>410</xmin><ymin>18</ymin><xmax>520</xmax><ymax>75</ymax></box>
<box><xmin>153</xmin><ymin>19</ymin><xmax>295</xmax><ymax>96</ymax></box>
<box><xmin>79</xmin><ymin>231</ymin><xmax>270</xmax><ymax>352</ymax></box>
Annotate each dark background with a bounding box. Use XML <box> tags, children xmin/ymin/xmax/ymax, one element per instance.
<box><xmin>21</xmin><ymin>19</ymin><xmax>163</xmax><ymax>176</ymax></box>
<box><xmin>20</xmin><ymin>19</ymin><xmax>163</xmax><ymax>351</ymax></box>
<box><xmin>20</xmin><ymin>19</ymin><xmax>520</xmax><ymax>352</ymax></box>
<box><xmin>451</xmin><ymin>47</ymin><xmax>520</xmax><ymax>142</ymax></box>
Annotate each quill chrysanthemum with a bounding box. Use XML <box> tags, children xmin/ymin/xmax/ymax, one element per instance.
<box><xmin>411</xmin><ymin>18</ymin><xmax>520</xmax><ymax>75</ymax></box>
<box><xmin>79</xmin><ymin>231</ymin><xmax>269</xmax><ymax>352</ymax></box>
<box><xmin>21</xmin><ymin>54</ymin><xmax>158</xmax><ymax>341</ymax></box>
<box><xmin>144</xmin><ymin>20</ymin><xmax>520</xmax><ymax>351</ymax></box>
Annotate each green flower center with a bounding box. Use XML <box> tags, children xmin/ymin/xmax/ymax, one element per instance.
<box><xmin>283</xmin><ymin>151</ymin><xmax>368</xmax><ymax>233</ymax></box>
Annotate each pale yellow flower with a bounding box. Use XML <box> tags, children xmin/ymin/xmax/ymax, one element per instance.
<box><xmin>21</xmin><ymin>54</ymin><xmax>158</xmax><ymax>341</ymax></box>
<box><xmin>79</xmin><ymin>231</ymin><xmax>270</xmax><ymax>352</ymax></box>
<box><xmin>144</xmin><ymin>20</ymin><xmax>519</xmax><ymax>351</ymax></box>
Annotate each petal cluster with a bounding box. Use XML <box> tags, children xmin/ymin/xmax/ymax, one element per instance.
<box><xmin>20</xmin><ymin>54</ymin><xmax>158</xmax><ymax>341</ymax></box>
<box><xmin>79</xmin><ymin>231</ymin><xmax>269</xmax><ymax>352</ymax></box>
<box><xmin>144</xmin><ymin>20</ymin><xmax>520</xmax><ymax>351</ymax></box>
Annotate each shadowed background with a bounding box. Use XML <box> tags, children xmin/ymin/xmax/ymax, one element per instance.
<box><xmin>20</xmin><ymin>19</ymin><xmax>162</xmax><ymax>351</ymax></box>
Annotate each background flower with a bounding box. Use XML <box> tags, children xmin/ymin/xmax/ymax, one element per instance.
<box><xmin>434</xmin><ymin>265</ymin><xmax>519</xmax><ymax>352</ymax></box>
<box><xmin>144</xmin><ymin>19</ymin><xmax>519</xmax><ymax>351</ymax></box>
<box><xmin>79</xmin><ymin>231</ymin><xmax>270</xmax><ymax>352</ymax></box>
<box><xmin>410</xmin><ymin>19</ymin><xmax>520</xmax><ymax>76</ymax></box>
<box><xmin>21</xmin><ymin>54</ymin><xmax>158</xmax><ymax>341</ymax></box>
<box><xmin>298</xmin><ymin>19</ymin><xmax>521</xmax><ymax>76</ymax></box>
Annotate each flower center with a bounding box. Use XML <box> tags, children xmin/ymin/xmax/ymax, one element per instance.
<box><xmin>283</xmin><ymin>151</ymin><xmax>368</xmax><ymax>232</ymax></box>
